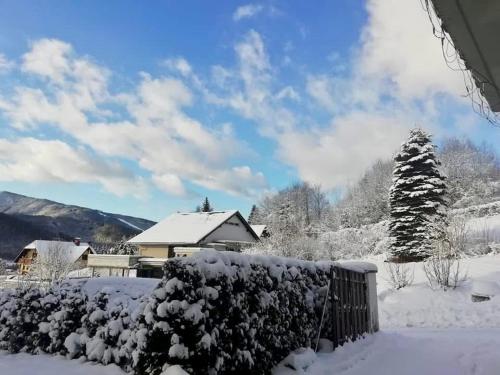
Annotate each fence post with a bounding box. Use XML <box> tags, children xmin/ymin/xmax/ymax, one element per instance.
<box><xmin>365</xmin><ymin>270</ymin><xmax>379</xmax><ymax>333</ymax></box>
<box><xmin>330</xmin><ymin>266</ymin><xmax>339</xmax><ymax>348</ymax></box>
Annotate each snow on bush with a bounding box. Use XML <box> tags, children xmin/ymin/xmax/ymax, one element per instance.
<box><xmin>0</xmin><ymin>277</ymin><xmax>157</xmax><ymax>371</ymax></box>
<box><xmin>132</xmin><ymin>250</ymin><xmax>334</xmax><ymax>375</ymax></box>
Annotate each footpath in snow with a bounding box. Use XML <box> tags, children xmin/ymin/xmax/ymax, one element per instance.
<box><xmin>274</xmin><ymin>329</ymin><xmax>500</xmax><ymax>375</ymax></box>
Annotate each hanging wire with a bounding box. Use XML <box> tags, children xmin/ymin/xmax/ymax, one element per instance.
<box><xmin>420</xmin><ymin>0</ymin><xmax>500</xmax><ymax>127</ymax></box>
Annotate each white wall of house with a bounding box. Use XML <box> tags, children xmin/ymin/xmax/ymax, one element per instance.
<box><xmin>203</xmin><ymin>214</ymin><xmax>257</xmax><ymax>244</ymax></box>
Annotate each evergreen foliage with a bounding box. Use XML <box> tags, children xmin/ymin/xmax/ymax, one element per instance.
<box><xmin>247</xmin><ymin>204</ymin><xmax>260</xmax><ymax>224</ymax></box>
<box><xmin>389</xmin><ymin>129</ymin><xmax>448</xmax><ymax>261</ymax></box>
<box><xmin>196</xmin><ymin>197</ymin><xmax>214</xmax><ymax>213</ymax></box>
<box><xmin>133</xmin><ymin>251</ymin><xmax>331</xmax><ymax>375</ymax></box>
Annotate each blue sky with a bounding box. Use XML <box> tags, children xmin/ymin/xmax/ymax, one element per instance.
<box><xmin>0</xmin><ymin>0</ymin><xmax>498</xmax><ymax>221</ymax></box>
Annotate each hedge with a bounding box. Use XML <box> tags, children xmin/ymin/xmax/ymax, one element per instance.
<box><xmin>0</xmin><ymin>251</ymin><xmax>335</xmax><ymax>375</ymax></box>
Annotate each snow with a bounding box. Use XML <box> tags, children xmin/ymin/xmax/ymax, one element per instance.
<box><xmin>374</xmin><ymin>255</ymin><xmax>500</xmax><ymax>328</ymax></box>
<box><xmin>471</xmin><ymin>280</ymin><xmax>500</xmax><ymax>297</ymax></box>
<box><xmin>128</xmin><ymin>210</ymin><xmax>238</xmax><ymax>244</ymax></box>
<box><xmin>116</xmin><ymin>217</ymin><xmax>143</xmax><ymax>231</ymax></box>
<box><xmin>0</xmin><ymin>351</ymin><xmax>125</xmax><ymax>375</ymax></box>
<box><xmin>337</xmin><ymin>261</ymin><xmax>378</xmax><ymax>273</ymax></box>
<box><xmin>82</xmin><ymin>277</ymin><xmax>160</xmax><ymax>310</ymax></box>
<box><xmin>274</xmin><ymin>254</ymin><xmax>500</xmax><ymax>374</ymax></box>
<box><xmin>251</xmin><ymin>224</ymin><xmax>267</xmax><ymax>237</ymax></box>
<box><xmin>161</xmin><ymin>365</ymin><xmax>190</xmax><ymax>375</ymax></box>
<box><xmin>466</xmin><ymin>214</ymin><xmax>500</xmax><ymax>242</ymax></box>
<box><xmin>18</xmin><ymin>240</ymin><xmax>95</xmax><ymax>263</ymax></box>
<box><xmin>273</xmin><ymin>329</ymin><xmax>500</xmax><ymax>375</ymax></box>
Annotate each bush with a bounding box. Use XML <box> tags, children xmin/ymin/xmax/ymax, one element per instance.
<box><xmin>133</xmin><ymin>251</ymin><xmax>333</xmax><ymax>375</ymax></box>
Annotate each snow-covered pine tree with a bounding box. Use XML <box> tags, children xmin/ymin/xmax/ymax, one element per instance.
<box><xmin>389</xmin><ymin>129</ymin><xmax>447</xmax><ymax>261</ymax></box>
<box><xmin>247</xmin><ymin>204</ymin><xmax>260</xmax><ymax>224</ymax></box>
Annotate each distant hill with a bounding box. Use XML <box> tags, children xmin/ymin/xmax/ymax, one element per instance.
<box><xmin>0</xmin><ymin>191</ymin><xmax>156</xmax><ymax>260</ymax></box>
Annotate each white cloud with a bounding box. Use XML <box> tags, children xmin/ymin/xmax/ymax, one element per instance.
<box><xmin>162</xmin><ymin>57</ymin><xmax>192</xmax><ymax>77</ymax></box>
<box><xmin>233</xmin><ymin>4</ymin><xmax>264</xmax><ymax>21</ymax></box>
<box><xmin>278</xmin><ymin>112</ymin><xmax>411</xmax><ymax>188</ymax></box>
<box><xmin>209</xmin><ymin>3</ymin><xmax>469</xmax><ymax>191</ymax></box>
<box><xmin>358</xmin><ymin>0</ymin><xmax>464</xmax><ymax>100</ymax></box>
<box><xmin>0</xmin><ymin>138</ymin><xmax>146</xmax><ymax>197</ymax></box>
<box><xmin>276</xmin><ymin>86</ymin><xmax>300</xmax><ymax>101</ymax></box>
<box><xmin>22</xmin><ymin>39</ymin><xmax>73</xmax><ymax>83</ymax></box>
<box><xmin>0</xmin><ymin>54</ymin><xmax>13</xmax><ymax>72</ymax></box>
<box><xmin>0</xmin><ymin>38</ymin><xmax>267</xmax><ymax>199</ymax></box>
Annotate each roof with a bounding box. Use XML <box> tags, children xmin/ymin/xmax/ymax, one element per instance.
<box><xmin>250</xmin><ymin>224</ymin><xmax>267</xmax><ymax>237</ymax></box>
<box><xmin>15</xmin><ymin>240</ymin><xmax>95</xmax><ymax>263</ymax></box>
<box><xmin>128</xmin><ymin>210</ymin><xmax>259</xmax><ymax>244</ymax></box>
<box><xmin>431</xmin><ymin>0</ymin><xmax>500</xmax><ymax>112</ymax></box>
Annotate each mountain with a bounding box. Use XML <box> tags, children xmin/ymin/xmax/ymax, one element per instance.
<box><xmin>0</xmin><ymin>191</ymin><xmax>156</xmax><ymax>260</ymax></box>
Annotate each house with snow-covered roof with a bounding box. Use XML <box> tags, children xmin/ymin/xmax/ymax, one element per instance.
<box><xmin>87</xmin><ymin>210</ymin><xmax>260</xmax><ymax>278</ymax></box>
<box><xmin>15</xmin><ymin>239</ymin><xmax>95</xmax><ymax>275</ymax></box>
<box><xmin>128</xmin><ymin>210</ymin><xmax>259</xmax><ymax>258</ymax></box>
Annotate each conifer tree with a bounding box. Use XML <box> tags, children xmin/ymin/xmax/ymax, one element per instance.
<box><xmin>389</xmin><ymin>129</ymin><xmax>447</xmax><ymax>261</ymax></box>
<box><xmin>201</xmin><ymin>197</ymin><xmax>213</xmax><ymax>212</ymax></box>
<box><xmin>247</xmin><ymin>204</ymin><xmax>260</xmax><ymax>224</ymax></box>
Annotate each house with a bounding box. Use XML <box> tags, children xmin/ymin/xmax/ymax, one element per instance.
<box><xmin>251</xmin><ymin>224</ymin><xmax>269</xmax><ymax>239</ymax></box>
<box><xmin>128</xmin><ymin>210</ymin><xmax>259</xmax><ymax>258</ymax></box>
<box><xmin>15</xmin><ymin>239</ymin><xmax>95</xmax><ymax>275</ymax></box>
<box><xmin>87</xmin><ymin>210</ymin><xmax>260</xmax><ymax>278</ymax></box>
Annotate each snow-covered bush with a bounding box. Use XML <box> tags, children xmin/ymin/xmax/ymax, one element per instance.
<box><xmin>133</xmin><ymin>250</ymin><xmax>333</xmax><ymax>375</ymax></box>
<box><xmin>38</xmin><ymin>284</ymin><xmax>87</xmax><ymax>355</ymax></box>
<box><xmin>0</xmin><ymin>286</ymin><xmax>58</xmax><ymax>353</ymax></box>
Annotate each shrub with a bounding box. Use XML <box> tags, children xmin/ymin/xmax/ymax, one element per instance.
<box><xmin>133</xmin><ymin>250</ymin><xmax>333</xmax><ymax>375</ymax></box>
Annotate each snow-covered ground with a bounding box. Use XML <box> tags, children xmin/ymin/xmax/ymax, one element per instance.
<box><xmin>1</xmin><ymin>256</ymin><xmax>499</xmax><ymax>374</ymax></box>
<box><xmin>0</xmin><ymin>352</ymin><xmax>124</xmax><ymax>375</ymax></box>
<box><xmin>273</xmin><ymin>255</ymin><xmax>500</xmax><ymax>374</ymax></box>
<box><xmin>274</xmin><ymin>329</ymin><xmax>500</xmax><ymax>375</ymax></box>
<box><xmin>374</xmin><ymin>254</ymin><xmax>500</xmax><ymax>328</ymax></box>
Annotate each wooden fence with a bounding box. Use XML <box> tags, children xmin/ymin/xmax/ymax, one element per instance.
<box><xmin>320</xmin><ymin>264</ymin><xmax>378</xmax><ymax>348</ymax></box>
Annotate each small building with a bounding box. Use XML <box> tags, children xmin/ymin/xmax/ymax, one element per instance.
<box><xmin>15</xmin><ymin>239</ymin><xmax>95</xmax><ymax>275</ymax></box>
<box><xmin>128</xmin><ymin>210</ymin><xmax>260</xmax><ymax>258</ymax></box>
<box><xmin>251</xmin><ymin>224</ymin><xmax>269</xmax><ymax>239</ymax></box>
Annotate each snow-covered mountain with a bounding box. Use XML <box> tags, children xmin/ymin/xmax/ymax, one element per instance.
<box><xmin>0</xmin><ymin>191</ymin><xmax>156</xmax><ymax>260</ymax></box>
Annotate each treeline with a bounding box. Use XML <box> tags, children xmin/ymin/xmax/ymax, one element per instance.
<box><xmin>247</xmin><ymin>136</ymin><xmax>500</xmax><ymax>259</ymax></box>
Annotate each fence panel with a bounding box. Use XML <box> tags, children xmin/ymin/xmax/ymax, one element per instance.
<box><xmin>327</xmin><ymin>266</ymin><xmax>370</xmax><ymax>349</ymax></box>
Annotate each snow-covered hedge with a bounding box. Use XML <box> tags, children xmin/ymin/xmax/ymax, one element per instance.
<box><xmin>132</xmin><ymin>250</ymin><xmax>334</xmax><ymax>375</ymax></box>
<box><xmin>0</xmin><ymin>283</ymin><xmax>86</xmax><ymax>354</ymax></box>
<box><xmin>0</xmin><ymin>253</ymin><xmax>337</xmax><ymax>375</ymax></box>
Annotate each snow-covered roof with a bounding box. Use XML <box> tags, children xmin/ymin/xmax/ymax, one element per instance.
<box><xmin>251</xmin><ymin>224</ymin><xmax>267</xmax><ymax>237</ymax></box>
<box><xmin>16</xmin><ymin>240</ymin><xmax>95</xmax><ymax>263</ymax></box>
<box><xmin>128</xmin><ymin>210</ymin><xmax>257</xmax><ymax>245</ymax></box>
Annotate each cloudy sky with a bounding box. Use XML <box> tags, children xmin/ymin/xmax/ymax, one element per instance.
<box><xmin>0</xmin><ymin>0</ymin><xmax>498</xmax><ymax>220</ymax></box>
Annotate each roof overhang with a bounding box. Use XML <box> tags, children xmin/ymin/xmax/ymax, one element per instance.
<box><xmin>430</xmin><ymin>0</ymin><xmax>500</xmax><ymax>111</ymax></box>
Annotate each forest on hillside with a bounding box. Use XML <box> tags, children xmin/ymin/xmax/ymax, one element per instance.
<box><xmin>247</xmin><ymin>136</ymin><xmax>500</xmax><ymax>260</ymax></box>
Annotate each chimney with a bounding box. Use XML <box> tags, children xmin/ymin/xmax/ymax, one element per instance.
<box><xmin>73</xmin><ymin>237</ymin><xmax>81</xmax><ymax>246</ymax></box>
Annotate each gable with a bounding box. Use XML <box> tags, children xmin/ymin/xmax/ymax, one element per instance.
<box><xmin>202</xmin><ymin>213</ymin><xmax>258</xmax><ymax>244</ymax></box>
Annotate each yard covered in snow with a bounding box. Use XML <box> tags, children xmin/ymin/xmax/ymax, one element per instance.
<box><xmin>1</xmin><ymin>255</ymin><xmax>500</xmax><ymax>374</ymax></box>
<box><xmin>273</xmin><ymin>254</ymin><xmax>500</xmax><ymax>374</ymax></box>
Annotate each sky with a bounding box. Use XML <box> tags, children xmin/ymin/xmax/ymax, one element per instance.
<box><xmin>0</xmin><ymin>0</ymin><xmax>498</xmax><ymax>221</ymax></box>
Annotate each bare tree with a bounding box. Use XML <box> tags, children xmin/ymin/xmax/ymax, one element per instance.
<box><xmin>424</xmin><ymin>221</ymin><xmax>468</xmax><ymax>290</ymax></box>
<box><xmin>28</xmin><ymin>243</ymin><xmax>76</xmax><ymax>287</ymax></box>
<box><xmin>384</xmin><ymin>262</ymin><xmax>414</xmax><ymax>290</ymax></box>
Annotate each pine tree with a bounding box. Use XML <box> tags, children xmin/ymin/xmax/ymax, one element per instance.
<box><xmin>247</xmin><ymin>205</ymin><xmax>260</xmax><ymax>224</ymax></box>
<box><xmin>201</xmin><ymin>197</ymin><xmax>213</xmax><ymax>212</ymax></box>
<box><xmin>389</xmin><ymin>129</ymin><xmax>447</xmax><ymax>261</ymax></box>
